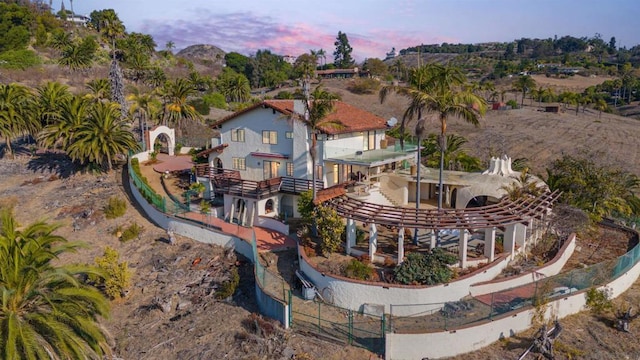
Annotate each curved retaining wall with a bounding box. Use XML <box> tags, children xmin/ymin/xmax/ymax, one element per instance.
<box><xmin>470</xmin><ymin>234</ymin><xmax>576</xmax><ymax>296</ymax></box>
<box><xmin>128</xmin><ymin>156</ymin><xmax>289</xmax><ymax>327</ymax></box>
<box><xmin>385</xmin><ymin>231</ymin><xmax>640</xmax><ymax>360</ymax></box>
<box><xmin>298</xmin><ymin>244</ymin><xmax>510</xmax><ymax>316</ymax></box>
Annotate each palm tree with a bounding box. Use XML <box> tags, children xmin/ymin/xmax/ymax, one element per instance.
<box><xmin>501</xmin><ymin>168</ymin><xmax>544</xmax><ymax>201</ymax></box>
<box><xmin>380</xmin><ymin>64</ymin><xmax>486</xmax><ymax>210</ymax></box>
<box><xmin>513</xmin><ymin>75</ymin><xmax>536</xmax><ymax>108</ymax></box>
<box><xmin>84</xmin><ymin>78</ymin><xmax>111</xmax><ymax>103</ymax></box>
<box><xmin>216</xmin><ymin>72</ymin><xmax>250</xmax><ymax>104</ymax></box>
<box><xmin>127</xmin><ymin>88</ymin><xmax>160</xmax><ymax>151</ymax></box>
<box><xmin>161</xmin><ymin>78</ymin><xmax>202</xmax><ymax>129</ymax></box>
<box><xmin>67</xmin><ymin>101</ymin><xmax>138</xmax><ymax>171</ymax></box>
<box><xmin>317</xmin><ymin>48</ymin><xmax>326</xmax><ymax>69</ymax></box>
<box><xmin>38</xmin><ymin>95</ymin><xmax>89</xmax><ymax>151</ymax></box>
<box><xmin>594</xmin><ymin>98</ymin><xmax>608</xmax><ymax>118</ymax></box>
<box><xmin>35</xmin><ymin>82</ymin><xmax>71</xmax><ymax>126</ymax></box>
<box><xmin>0</xmin><ymin>84</ymin><xmax>37</xmax><ymax>158</ymax></box>
<box><xmin>165</xmin><ymin>40</ymin><xmax>175</xmax><ymax>53</ymax></box>
<box><xmin>0</xmin><ymin>208</ymin><xmax>111</xmax><ymax>359</ymax></box>
<box><xmin>303</xmin><ymin>86</ymin><xmax>344</xmax><ymax>201</ymax></box>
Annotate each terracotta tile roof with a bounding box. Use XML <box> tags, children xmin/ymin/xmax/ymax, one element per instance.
<box><xmin>212</xmin><ymin>100</ymin><xmax>294</xmax><ymax>127</ymax></box>
<box><xmin>314</xmin><ymin>185</ymin><xmax>347</xmax><ymax>205</ymax></box>
<box><xmin>212</xmin><ymin>100</ymin><xmax>387</xmax><ymax>135</ymax></box>
<box><xmin>196</xmin><ymin>143</ymin><xmax>228</xmax><ymax>157</ymax></box>
<box><xmin>319</xmin><ymin>101</ymin><xmax>387</xmax><ymax>135</ymax></box>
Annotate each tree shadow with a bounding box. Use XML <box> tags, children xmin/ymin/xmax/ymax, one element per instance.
<box><xmin>26</xmin><ymin>152</ymin><xmax>79</xmax><ymax>178</ymax></box>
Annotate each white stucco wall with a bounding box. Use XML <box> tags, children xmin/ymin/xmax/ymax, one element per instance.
<box><xmin>298</xmin><ymin>246</ymin><xmax>510</xmax><ymax>316</ymax></box>
<box><xmin>470</xmin><ymin>234</ymin><xmax>576</xmax><ymax>296</ymax></box>
<box><xmin>219</xmin><ymin>107</ymin><xmax>296</xmax><ymax>181</ymax></box>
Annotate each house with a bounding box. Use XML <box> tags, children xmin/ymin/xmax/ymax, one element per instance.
<box><xmin>316</xmin><ymin>68</ymin><xmax>369</xmax><ymax>79</ymax></box>
<box><xmin>196</xmin><ymin>100</ymin><xmax>416</xmax><ymax>225</ymax></box>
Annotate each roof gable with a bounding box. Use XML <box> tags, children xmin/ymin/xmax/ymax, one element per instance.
<box><xmin>213</xmin><ymin>99</ymin><xmax>388</xmax><ymax>134</ymax></box>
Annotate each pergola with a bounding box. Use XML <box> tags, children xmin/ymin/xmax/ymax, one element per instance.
<box><xmin>320</xmin><ymin>190</ymin><xmax>561</xmax><ymax>268</ymax></box>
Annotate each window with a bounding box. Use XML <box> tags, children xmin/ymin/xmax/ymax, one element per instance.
<box><xmin>363</xmin><ymin>131</ymin><xmax>375</xmax><ymax>150</ymax></box>
<box><xmin>286</xmin><ymin>162</ymin><xmax>294</xmax><ymax>176</ymax></box>
<box><xmin>263</xmin><ymin>160</ymin><xmax>279</xmax><ymax>179</ymax></box>
<box><xmin>232</xmin><ymin>157</ymin><xmax>246</xmax><ymax>170</ymax></box>
<box><xmin>262</xmin><ymin>130</ymin><xmax>277</xmax><ymax>144</ymax></box>
<box><xmin>231</xmin><ymin>128</ymin><xmax>245</xmax><ymax>142</ymax></box>
<box><xmin>285</xmin><ymin>131</ymin><xmax>294</xmax><ymax>139</ymax></box>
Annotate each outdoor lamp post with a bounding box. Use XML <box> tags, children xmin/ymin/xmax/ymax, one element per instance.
<box><xmin>413</xmin><ymin>118</ymin><xmax>427</xmax><ymax>245</ymax></box>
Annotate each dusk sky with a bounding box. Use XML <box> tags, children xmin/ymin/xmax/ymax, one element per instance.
<box><xmin>68</xmin><ymin>0</ymin><xmax>639</xmax><ymax>61</ymax></box>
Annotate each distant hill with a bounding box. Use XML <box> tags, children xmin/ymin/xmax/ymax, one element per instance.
<box><xmin>176</xmin><ymin>44</ymin><xmax>226</xmax><ymax>68</ymax></box>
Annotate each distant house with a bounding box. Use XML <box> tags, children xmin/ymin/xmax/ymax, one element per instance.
<box><xmin>384</xmin><ymin>47</ymin><xmax>398</xmax><ymax>61</ymax></box>
<box><xmin>282</xmin><ymin>55</ymin><xmax>297</xmax><ymax>65</ymax></box>
<box><xmin>316</xmin><ymin>68</ymin><xmax>369</xmax><ymax>79</ymax></box>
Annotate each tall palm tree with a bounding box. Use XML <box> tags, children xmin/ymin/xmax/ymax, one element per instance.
<box><xmin>127</xmin><ymin>88</ymin><xmax>160</xmax><ymax>151</ymax></box>
<box><xmin>0</xmin><ymin>208</ymin><xmax>111</xmax><ymax>359</ymax></box>
<box><xmin>513</xmin><ymin>75</ymin><xmax>536</xmax><ymax>108</ymax></box>
<box><xmin>302</xmin><ymin>86</ymin><xmax>344</xmax><ymax>201</ymax></box>
<box><xmin>67</xmin><ymin>101</ymin><xmax>138</xmax><ymax>171</ymax></box>
<box><xmin>0</xmin><ymin>84</ymin><xmax>37</xmax><ymax>158</ymax></box>
<box><xmin>381</xmin><ymin>64</ymin><xmax>486</xmax><ymax>211</ymax></box>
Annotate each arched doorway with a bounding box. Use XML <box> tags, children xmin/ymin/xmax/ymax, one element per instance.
<box><xmin>233</xmin><ymin>199</ymin><xmax>246</xmax><ymax>224</ymax></box>
<box><xmin>146</xmin><ymin>126</ymin><xmax>176</xmax><ymax>156</ymax></box>
<box><xmin>280</xmin><ymin>195</ymin><xmax>294</xmax><ymax>218</ymax></box>
<box><xmin>215</xmin><ymin>158</ymin><xmax>223</xmax><ymax>174</ymax></box>
<box><xmin>451</xmin><ymin>188</ymin><xmax>458</xmax><ymax>208</ymax></box>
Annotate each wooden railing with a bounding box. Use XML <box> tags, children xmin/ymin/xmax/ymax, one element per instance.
<box><xmin>195</xmin><ymin>165</ymin><xmax>324</xmax><ymax>199</ymax></box>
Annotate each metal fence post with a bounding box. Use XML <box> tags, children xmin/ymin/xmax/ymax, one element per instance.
<box><xmin>489</xmin><ymin>292</ymin><xmax>494</xmax><ymax>320</ymax></box>
<box><xmin>348</xmin><ymin>310</ymin><xmax>353</xmax><ymax>345</ymax></box>
<box><xmin>318</xmin><ymin>301</ymin><xmax>321</xmax><ymax>329</ymax></box>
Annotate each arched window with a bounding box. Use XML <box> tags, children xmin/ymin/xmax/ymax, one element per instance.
<box><xmin>265</xmin><ymin>199</ymin><xmax>274</xmax><ymax>214</ymax></box>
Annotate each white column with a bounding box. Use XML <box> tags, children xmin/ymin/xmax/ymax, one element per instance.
<box><xmin>397</xmin><ymin>227</ymin><xmax>405</xmax><ymax>264</ymax></box>
<box><xmin>229</xmin><ymin>202</ymin><xmax>235</xmax><ymax>223</ymax></box>
<box><xmin>484</xmin><ymin>227</ymin><xmax>496</xmax><ymax>262</ymax></box>
<box><xmin>241</xmin><ymin>203</ymin><xmax>248</xmax><ymax>226</ymax></box>
<box><xmin>346</xmin><ymin>218</ymin><xmax>356</xmax><ymax>255</ymax></box>
<box><xmin>504</xmin><ymin>224</ymin><xmax>517</xmax><ymax>259</ymax></box>
<box><xmin>459</xmin><ymin>229</ymin><xmax>469</xmax><ymax>269</ymax></box>
<box><xmin>369</xmin><ymin>222</ymin><xmax>378</xmax><ymax>261</ymax></box>
<box><xmin>248</xmin><ymin>201</ymin><xmax>257</xmax><ymax>227</ymax></box>
<box><xmin>430</xmin><ymin>230</ymin><xmax>436</xmax><ymax>250</ymax></box>
<box><xmin>515</xmin><ymin>222</ymin><xmax>527</xmax><ymax>252</ymax></box>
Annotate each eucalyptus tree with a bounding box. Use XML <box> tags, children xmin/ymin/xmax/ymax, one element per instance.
<box><xmin>0</xmin><ymin>208</ymin><xmax>111</xmax><ymax>359</ymax></box>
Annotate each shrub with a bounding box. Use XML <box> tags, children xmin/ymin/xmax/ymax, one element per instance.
<box><xmin>188</xmin><ymin>98</ymin><xmax>210</xmax><ymax>115</ymax></box>
<box><xmin>506</xmin><ymin>99</ymin><xmax>518</xmax><ymax>108</ymax></box>
<box><xmin>344</xmin><ymin>259</ymin><xmax>374</xmax><ymax>281</ymax></box>
<box><xmin>274</xmin><ymin>90</ymin><xmax>294</xmax><ymax>99</ymax></box>
<box><xmin>393</xmin><ymin>249</ymin><xmax>457</xmax><ymax>285</ymax></box>
<box><xmin>202</xmin><ymin>92</ymin><xmax>227</xmax><ymax>109</ymax></box>
<box><xmin>346</xmin><ymin>78</ymin><xmax>380</xmax><ymax>94</ymax></box>
<box><xmin>120</xmin><ymin>222</ymin><xmax>143</xmax><ymax>242</ymax></box>
<box><xmin>216</xmin><ymin>266</ymin><xmax>240</xmax><ymax>300</ymax></box>
<box><xmin>0</xmin><ymin>49</ymin><xmax>41</xmax><ymax>70</ymax></box>
<box><xmin>93</xmin><ymin>247</ymin><xmax>131</xmax><ymax>299</ymax></box>
<box><xmin>316</xmin><ymin>205</ymin><xmax>345</xmax><ymax>256</ymax></box>
<box><xmin>104</xmin><ymin>196</ymin><xmax>127</xmax><ymax>219</ymax></box>
<box><xmin>585</xmin><ymin>287</ymin><xmax>613</xmax><ymax>315</ymax></box>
